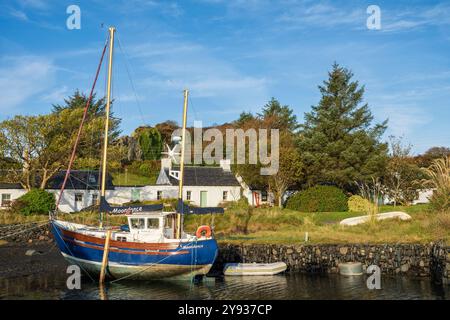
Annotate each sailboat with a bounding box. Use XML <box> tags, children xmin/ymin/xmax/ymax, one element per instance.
<box><xmin>50</xmin><ymin>27</ymin><xmax>223</xmax><ymax>281</ymax></box>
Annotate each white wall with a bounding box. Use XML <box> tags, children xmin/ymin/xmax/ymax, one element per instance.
<box><xmin>1</xmin><ymin>185</ymin><xmax>242</xmax><ymax>213</ymax></box>
<box><xmin>0</xmin><ymin>189</ymin><xmax>27</xmax><ymax>209</ymax></box>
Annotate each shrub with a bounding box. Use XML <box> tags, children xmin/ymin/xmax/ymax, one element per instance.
<box><xmin>348</xmin><ymin>195</ymin><xmax>371</xmax><ymax>213</ymax></box>
<box><xmin>286</xmin><ymin>185</ymin><xmax>348</xmax><ymax>212</ymax></box>
<box><xmin>14</xmin><ymin>189</ymin><xmax>55</xmax><ymax>216</ymax></box>
<box><xmin>420</xmin><ymin>156</ymin><xmax>450</xmax><ymax>212</ymax></box>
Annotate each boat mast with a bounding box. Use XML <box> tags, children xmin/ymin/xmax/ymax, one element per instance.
<box><xmin>176</xmin><ymin>89</ymin><xmax>189</xmax><ymax>239</ymax></box>
<box><xmin>100</xmin><ymin>26</ymin><xmax>115</xmax><ymax>227</ymax></box>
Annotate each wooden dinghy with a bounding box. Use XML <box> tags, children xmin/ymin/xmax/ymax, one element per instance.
<box><xmin>223</xmin><ymin>262</ymin><xmax>287</xmax><ymax>276</ymax></box>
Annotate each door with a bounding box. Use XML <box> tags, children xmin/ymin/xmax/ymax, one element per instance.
<box><xmin>200</xmin><ymin>191</ymin><xmax>207</xmax><ymax>207</ymax></box>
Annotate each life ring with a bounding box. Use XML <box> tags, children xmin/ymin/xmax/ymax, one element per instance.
<box><xmin>196</xmin><ymin>225</ymin><xmax>212</xmax><ymax>238</ymax></box>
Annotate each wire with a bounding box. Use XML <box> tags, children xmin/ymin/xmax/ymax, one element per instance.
<box><xmin>116</xmin><ymin>34</ymin><xmax>147</xmax><ymax>126</ymax></box>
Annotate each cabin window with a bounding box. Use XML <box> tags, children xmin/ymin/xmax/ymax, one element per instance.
<box><xmin>223</xmin><ymin>191</ymin><xmax>228</xmax><ymax>201</ymax></box>
<box><xmin>91</xmin><ymin>194</ymin><xmax>98</xmax><ymax>206</ymax></box>
<box><xmin>147</xmin><ymin>218</ymin><xmax>159</xmax><ymax>229</ymax></box>
<box><xmin>75</xmin><ymin>193</ymin><xmax>83</xmax><ymax>203</ymax></box>
<box><xmin>186</xmin><ymin>190</ymin><xmax>191</xmax><ymax>201</ymax></box>
<box><xmin>130</xmin><ymin>218</ymin><xmax>145</xmax><ymax>230</ymax></box>
<box><xmin>1</xmin><ymin>194</ymin><xmax>11</xmax><ymax>207</ymax></box>
<box><xmin>157</xmin><ymin>191</ymin><xmax>162</xmax><ymax>200</ymax></box>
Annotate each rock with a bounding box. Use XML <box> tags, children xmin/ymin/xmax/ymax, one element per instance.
<box><xmin>401</xmin><ymin>264</ymin><xmax>409</xmax><ymax>273</ymax></box>
<box><xmin>339</xmin><ymin>247</ymin><xmax>348</xmax><ymax>255</ymax></box>
<box><xmin>286</xmin><ymin>248</ymin><xmax>293</xmax><ymax>254</ymax></box>
<box><xmin>38</xmin><ymin>236</ymin><xmax>45</xmax><ymax>241</ymax></box>
<box><xmin>25</xmin><ymin>249</ymin><xmax>36</xmax><ymax>256</ymax></box>
<box><xmin>28</xmin><ymin>239</ymin><xmax>33</xmax><ymax>244</ymax></box>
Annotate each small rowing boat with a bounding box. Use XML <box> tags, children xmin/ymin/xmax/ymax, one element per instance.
<box><xmin>223</xmin><ymin>262</ymin><xmax>287</xmax><ymax>276</ymax></box>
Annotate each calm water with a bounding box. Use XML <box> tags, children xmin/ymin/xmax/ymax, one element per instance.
<box><xmin>0</xmin><ymin>272</ymin><xmax>448</xmax><ymax>300</ymax></box>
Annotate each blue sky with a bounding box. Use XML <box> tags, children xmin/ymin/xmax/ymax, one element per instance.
<box><xmin>1</xmin><ymin>0</ymin><xmax>450</xmax><ymax>154</ymax></box>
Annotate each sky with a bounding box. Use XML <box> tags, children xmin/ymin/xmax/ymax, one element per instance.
<box><xmin>0</xmin><ymin>0</ymin><xmax>450</xmax><ymax>155</ymax></box>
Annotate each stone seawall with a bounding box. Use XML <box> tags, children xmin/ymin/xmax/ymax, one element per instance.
<box><xmin>215</xmin><ymin>243</ymin><xmax>450</xmax><ymax>284</ymax></box>
<box><xmin>2</xmin><ymin>223</ymin><xmax>448</xmax><ymax>284</ymax></box>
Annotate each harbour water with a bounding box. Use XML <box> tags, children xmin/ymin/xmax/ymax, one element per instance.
<box><xmin>1</xmin><ymin>272</ymin><xmax>448</xmax><ymax>300</ymax></box>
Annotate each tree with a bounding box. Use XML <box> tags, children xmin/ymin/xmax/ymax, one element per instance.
<box><xmin>234</xmin><ymin>112</ymin><xmax>255</xmax><ymax>127</ymax></box>
<box><xmin>384</xmin><ymin>136</ymin><xmax>423</xmax><ymax>206</ymax></box>
<box><xmin>0</xmin><ymin>114</ymin><xmax>73</xmax><ymax>190</ymax></box>
<box><xmin>268</xmin><ymin>131</ymin><xmax>303</xmax><ymax>207</ymax></box>
<box><xmin>135</xmin><ymin>126</ymin><xmax>163</xmax><ymax>160</ymax></box>
<box><xmin>258</xmin><ymin>98</ymin><xmax>298</xmax><ymax>131</ymax></box>
<box><xmin>416</xmin><ymin>146</ymin><xmax>450</xmax><ymax>168</ymax></box>
<box><xmin>0</xmin><ymin>90</ymin><xmax>123</xmax><ymax>190</ymax></box>
<box><xmin>52</xmin><ymin>90</ymin><xmax>122</xmax><ymax>160</ymax></box>
<box><xmin>299</xmin><ymin>63</ymin><xmax>388</xmax><ymax>191</ymax></box>
<box><xmin>155</xmin><ymin>120</ymin><xmax>178</xmax><ymax>144</ymax></box>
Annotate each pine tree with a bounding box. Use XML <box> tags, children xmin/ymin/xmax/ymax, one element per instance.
<box><xmin>299</xmin><ymin>63</ymin><xmax>388</xmax><ymax>190</ymax></box>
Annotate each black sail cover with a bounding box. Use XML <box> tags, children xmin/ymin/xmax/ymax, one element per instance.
<box><xmin>176</xmin><ymin>199</ymin><xmax>224</xmax><ymax>215</ymax></box>
<box><xmin>100</xmin><ymin>197</ymin><xmax>163</xmax><ymax>214</ymax></box>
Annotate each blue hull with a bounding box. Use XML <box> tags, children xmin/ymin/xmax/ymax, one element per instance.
<box><xmin>50</xmin><ymin>221</ymin><xmax>218</xmax><ymax>280</ymax></box>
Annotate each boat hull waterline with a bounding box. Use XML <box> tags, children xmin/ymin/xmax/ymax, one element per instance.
<box><xmin>51</xmin><ymin>221</ymin><xmax>218</xmax><ymax>280</ymax></box>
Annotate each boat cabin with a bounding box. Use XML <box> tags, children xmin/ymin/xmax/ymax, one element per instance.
<box><xmin>122</xmin><ymin>211</ymin><xmax>179</xmax><ymax>241</ymax></box>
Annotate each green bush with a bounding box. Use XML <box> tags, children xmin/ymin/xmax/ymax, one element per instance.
<box><xmin>14</xmin><ymin>189</ymin><xmax>55</xmax><ymax>215</ymax></box>
<box><xmin>286</xmin><ymin>185</ymin><xmax>348</xmax><ymax>212</ymax></box>
<box><xmin>348</xmin><ymin>195</ymin><xmax>371</xmax><ymax>213</ymax></box>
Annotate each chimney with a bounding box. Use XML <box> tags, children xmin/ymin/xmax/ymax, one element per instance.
<box><xmin>220</xmin><ymin>159</ymin><xmax>231</xmax><ymax>172</ymax></box>
<box><xmin>161</xmin><ymin>157</ymin><xmax>172</xmax><ymax>170</ymax></box>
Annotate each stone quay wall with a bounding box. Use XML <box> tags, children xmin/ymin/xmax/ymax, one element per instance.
<box><xmin>2</xmin><ymin>223</ymin><xmax>449</xmax><ymax>284</ymax></box>
<box><xmin>215</xmin><ymin>243</ymin><xmax>450</xmax><ymax>284</ymax></box>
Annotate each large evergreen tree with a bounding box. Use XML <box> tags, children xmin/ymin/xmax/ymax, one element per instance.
<box><xmin>299</xmin><ymin>63</ymin><xmax>388</xmax><ymax>190</ymax></box>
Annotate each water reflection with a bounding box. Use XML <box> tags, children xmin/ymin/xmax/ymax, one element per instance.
<box><xmin>0</xmin><ymin>272</ymin><xmax>448</xmax><ymax>300</ymax></box>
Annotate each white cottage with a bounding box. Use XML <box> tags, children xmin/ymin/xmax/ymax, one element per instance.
<box><xmin>0</xmin><ymin>160</ymin><xmax>244</xmax><ymax>213</ymax></box>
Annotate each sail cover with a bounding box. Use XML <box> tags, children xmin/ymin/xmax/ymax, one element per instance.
<box><xmin>176</xmin><ymin>199</ymin><xmax>224</xmax><ymax>215</ymax></box>
<box><xmin>100</xmin><ymin>197</ymin><xmax>163</xmax><ymax>215</ymax></box>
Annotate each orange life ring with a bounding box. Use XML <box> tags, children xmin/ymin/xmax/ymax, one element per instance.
<box><xmin>196</xmin><ymin>225</ymin><xmax>212</xmax><ymax>238</ymax></box>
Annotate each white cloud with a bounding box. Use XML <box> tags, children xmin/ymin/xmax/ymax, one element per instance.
<box><xmin>376</xmin><ymin>104</ymin><xmax>432</xmax><ymax>137</ymax></box>
<box><xmin>0</xmin><ymin>56</ymin><xmax>55</xmax><ymax>113</ymax></box>
<box><xmin>8</xmin><ymin>8</ymin><xmax>28</xmax><ymax>21</ymax></box>
<box><xmin>40</xmin><ymin>86</ymin><xmax>69</xmax><ymax>104</ymax></box>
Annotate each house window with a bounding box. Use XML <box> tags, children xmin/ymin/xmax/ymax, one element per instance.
<box><xmin>131</xmin><ymin>189</ymin><xmax>140</xmax><ymax>202</ymax></box>
<box><xmin>75</xmin><ymin>193</ymin><xmax>83</xmax><ymax>203</ymax></box>
<box><xmin>186</xmin><ymin>191</ymin><xmax>191</xmax><ymax>201</ymax></box>
<box><xmin>261</xmin><ymin>191</ymin><xmax>268</xmax><ymax>202</ymax></box>
<box><xmin>223</xmin><ymin>191</ymin><xmax>228</xmax><ymax>201</ymax></box>
<box><xmin>157</xmin><ymin>191</ymin><xmax>162</xmax><ymax>200</ymax></box>
<box><xmin>1</xmin><ymin>194</ymin><xmax>11</xmax><ymax>207</ymax></box>
<box><xmin>147</xmin><ymin>218</ymin><xmax>159</xmax><ymax>229</ymax></box>
<box><xmin>91</xmin><ymin>194</ymin><xmax>98</xmax><ymax>206</ymax></box>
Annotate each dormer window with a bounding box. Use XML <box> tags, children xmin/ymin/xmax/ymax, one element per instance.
<box><xmin>88</xmin><ymin>174</ymin><xmax>96</xmax><ymax>184</ymax></box>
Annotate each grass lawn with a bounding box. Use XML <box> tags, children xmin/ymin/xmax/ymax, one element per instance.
<box><xmin>111</xmin><ymin>172</ymin><xmax>157</xmax><ymax>186</ymax></box>
<box><xmin>184</xmin><ymin>204</ymin><xmax>450</xmax><ymax>245</ymax></box>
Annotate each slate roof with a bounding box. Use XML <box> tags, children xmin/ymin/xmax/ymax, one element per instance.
<box><xmin>46</xmin><ymin>170</ymin><xmax>114</xmax><ymax>190</ymax></box>
<box><xmin>159</xmin><ymin>166</ymin><xmax>240</xmax><ymax>187</ymax></box>
<box><xmin>0</xmin><ymin>170</ymin><xmax>114</xmax><ymax>190</ymax></box>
